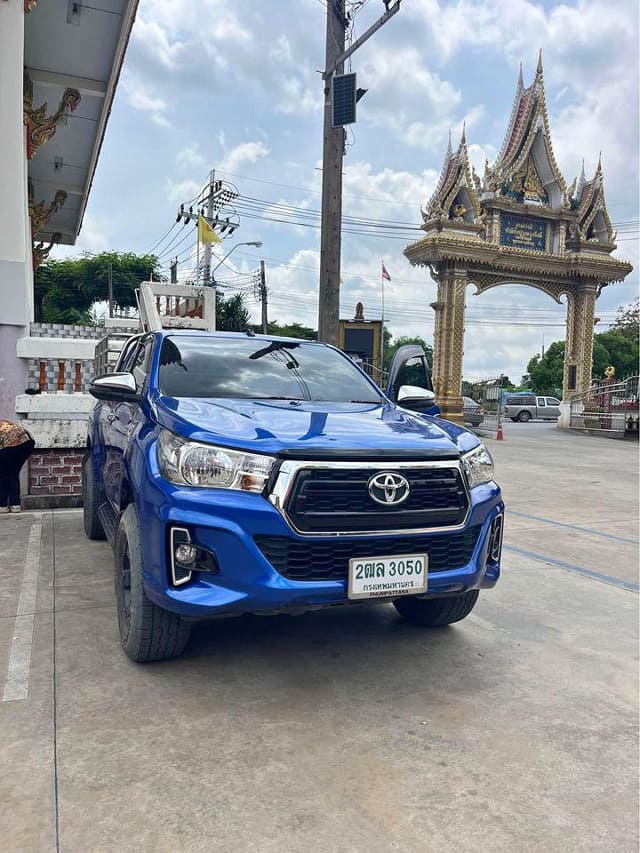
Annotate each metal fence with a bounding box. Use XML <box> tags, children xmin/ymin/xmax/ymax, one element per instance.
<box><xmin>359</xmin><ymin>359</ymin><xmax>389</xmax><ymax>388</ymax></box>
<box><xmin>570</xmin><ymin>375</ymin><xmax>639</xmax><ymax>437</ymax></box>
<box><xmin>462</xmin><ymin>376</ymin><xmax>505</xmax><ymax>438</ymax></box>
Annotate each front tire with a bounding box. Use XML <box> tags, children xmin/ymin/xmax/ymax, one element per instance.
<box><xmin>115</xmin><ymin>504</ymin><xmax>190</xmax><ymax>662</ymax></box>
<box><xmin>393</xmin><ymin>590</ymin><xmax>479</xmax><ymax>627</ymax></box>
<box><xmin>82</xmin><ymin>453</ymin><xmax>106</xmax><ymax>540</ymax></box>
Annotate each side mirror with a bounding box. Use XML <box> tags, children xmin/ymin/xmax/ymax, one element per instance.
<box><xmin>89</xmin><ymin>373</ymin><xmax>141</xmax><ymax>403</ymax></box>
<box><xmin>397</xmin><ymin>385</ymin><xmax>436</xmax><ymax>405</ymax></box>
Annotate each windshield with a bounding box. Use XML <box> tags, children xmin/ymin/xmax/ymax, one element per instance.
<box><xmin>158</xmin><ymin>336</ymin><xmax>382</xmax><ymax>403</ymax></box>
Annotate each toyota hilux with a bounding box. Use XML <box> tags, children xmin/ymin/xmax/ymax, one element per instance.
<box><xmin>83</xmin><ymin>331</ymin><xmax>504</xmax><ymax>662</ymax></box>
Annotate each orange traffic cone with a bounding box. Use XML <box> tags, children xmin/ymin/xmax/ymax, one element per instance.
<box><xmin>496</xmin><ymin>420</ymin><xmax>504</xmax><ymax>441</ymax></box>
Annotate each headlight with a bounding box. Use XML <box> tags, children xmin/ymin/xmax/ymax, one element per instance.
<box><xmin>157</xmin><ymin>430</ymin><xmax>274</xmax><ymax>493</ymax></box>
<box><xmin>461</xmin><ymin>444</ymin><xmax>494</xmax><ymax>489</ymax></box>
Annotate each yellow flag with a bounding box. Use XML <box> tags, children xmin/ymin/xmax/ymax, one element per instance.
<box><xmin>197</xmin><ymin>215</ymin><xmax>221</xmax><ymax>244</ymax></box>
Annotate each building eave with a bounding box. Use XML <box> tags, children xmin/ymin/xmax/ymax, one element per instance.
<box><xmin>25</xmin><ymin>0</ymin><xmax>140</xmax><ymax>246</ymax></box>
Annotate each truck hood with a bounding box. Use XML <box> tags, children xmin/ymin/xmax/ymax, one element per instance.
<box><xmin>152</xmin><ymin>396</ymin><xmax>480</xmax><ymax>459</ymax></box>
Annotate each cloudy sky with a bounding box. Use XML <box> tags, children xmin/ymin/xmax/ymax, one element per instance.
<box><xmin>56</xmin><ymin>0</ymin><xmax>639</xmax><ymax>383</ymax></box>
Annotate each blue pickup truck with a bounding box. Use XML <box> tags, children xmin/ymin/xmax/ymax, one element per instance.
<box><xmin>84</xmin><ymin>331</ymin><xmax>504</xmax><ymax>662</ymax></box>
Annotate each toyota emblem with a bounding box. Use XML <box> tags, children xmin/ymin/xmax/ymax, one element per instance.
<box><xmin>367</xmin><ymin>472</ymin><xmax>411</xmax><ymax>506</ymax></box>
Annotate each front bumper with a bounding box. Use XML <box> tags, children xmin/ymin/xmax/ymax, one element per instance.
<box><xmin>137</xmin><ymin>465</ymin><xmax>504</xmax><ymax>619</ymax></box>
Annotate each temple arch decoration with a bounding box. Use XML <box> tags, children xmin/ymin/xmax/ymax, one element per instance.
<box><xmin>405</xmin><ymin>55</ymin><xmax>632</xmax><ymax>422</ymax></box>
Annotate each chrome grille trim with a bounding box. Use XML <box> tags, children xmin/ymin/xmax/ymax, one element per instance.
<box><xmin>267</xmin><ymin>459</ymin><xmax>471</xmax><ymax>538</ymax></box>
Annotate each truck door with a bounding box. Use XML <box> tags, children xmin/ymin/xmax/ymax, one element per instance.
<box><xmin>545</xmin><ymin>397</ymin><xmax>561</xmax><ymax>419</ymax></box>
<box><xmin>386</xmin><ymin>345</ymin><xmax>439</xmax><ymax>416</ymax></box>
<box><xmin>536</xmin><ymin>396</ymin><xmax>547</xmax><ymax>419</ymax></box>
<box><xmin>102</xmin><ymin>336</ymin><xmax>152</xmax><ymax>510</ymax></box>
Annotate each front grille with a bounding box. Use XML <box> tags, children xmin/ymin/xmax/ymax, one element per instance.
<box><xmin>254</xmin><ymin>527</ymin><xmax>480</xmax><ymax>582</ymax></box>
<box><xmin>285</xmin><ymin>466</ymin><xmax>468</xmax><ymax>533</ymax></box>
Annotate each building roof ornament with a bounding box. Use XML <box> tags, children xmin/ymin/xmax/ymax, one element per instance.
<box><xmin>28</xmin><ymin>180</ymin><xmax>68</xmax><ymax>236</ymax></box>
<box><xmin>569</xmin><ymin>157</ymin><xmax>615</xmax><ymax>246</ymax></box>
<box><xmin>23</xmin><ymin>82</ymin><xmax>81</xmax><ymax>160</ymax></box>
<box><xmin>32</xmin><ymin>233</ymin><xmax>61</xmax><ymax>270</ymax></box>
<box><xmin>421</xmin><ymin>128</ymin><xmax>480</xmax><ymax>227</ymax></box>
<box><xmin>406</xmin><ymin>53</ymin><xmax>630</xmax><ymax>288</ymax></box>
<box><xmin>487</xmin><ymin>56</ymin><xmax>567</xmax><ymax>209</ymax></box>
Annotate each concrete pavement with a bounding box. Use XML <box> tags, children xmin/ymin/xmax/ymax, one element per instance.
<box><xmin>0</xmin><ymin>425</ymin><xmax>638</xmax><ymax>853</ymax></box>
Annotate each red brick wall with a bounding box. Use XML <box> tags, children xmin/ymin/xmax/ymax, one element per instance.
<box><xmin>29</xmin><ymin>450</ymin><xmax>84</xmax><ymax>497</ymax></box>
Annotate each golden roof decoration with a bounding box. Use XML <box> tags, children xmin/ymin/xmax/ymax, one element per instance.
<box><xmin>570</xmin><ymin>156</ymin><xmax>615</xmax><ymax>244</ymax></box>
<box><xmin>488</xmin><ymin>53</ymin><xmax>567</xmax><ymax>208</ymax></box>
<box><xmin>421</xmin><ymin>126</ymin><xmax>481</xmax><ymax>226</ymax></box>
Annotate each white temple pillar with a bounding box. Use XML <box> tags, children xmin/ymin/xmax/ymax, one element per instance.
<box><xmin>0</xmin><ymin>0</ymin><xmax>30</xmax><ymax>419</ymax></box>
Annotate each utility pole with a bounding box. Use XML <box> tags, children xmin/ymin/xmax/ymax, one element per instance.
<box><xmin>107</xmin><ymin>262</ymin><xmax>113</xmax><ymax>318</ymax></box>
<box><xmin>317</xmin><ymin>0</ymin><xmax>402</xmax><ymax>346</ymax></box>
<box><xmin>259</xmin><ymin>260</ymin><xmax>268</xmax><ymax>333</ymax></box>
<box><xmin>202</xmin><ymin>169</ymin><xmax>215</xmax><ymax>287</ymax></box>
<box><xmin>318</xmin><ymin>0</ymin><xmax>346</xmax><ymax>347</ymax></box>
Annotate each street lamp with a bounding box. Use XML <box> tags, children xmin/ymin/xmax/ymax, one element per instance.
<box><xmin>211</xmin><ymin>241</ymin><xmax>262</xmax><ymax>331</ymax></box>
<box><xmin>211</xmin><ymin>240</ymin><xmax>262</xmax><ymax>278</ymax></box>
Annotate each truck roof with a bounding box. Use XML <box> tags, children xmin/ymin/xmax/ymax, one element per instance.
<box><xmin>156</xmin><ymin>329</ymin><xmax>323</xmax><ymax>346</ymax></box>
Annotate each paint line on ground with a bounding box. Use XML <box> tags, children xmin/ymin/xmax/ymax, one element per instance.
<box><xmin>508</xmin><ymin>510</ymin><xmax>638</xmax><ymax>545</ymax></box>
<box><xmin>504</xmin><ymin>544</ymin><xmax>639</xmax><ymax>593</ymax></box>
<box><xmin>2</xmin><ymin>519</ymin><xmax>42</xmax><ymax>702</ymax></box>
<box><xmin>468</xmin><ymin>614</ymin><xmax>500</xmax><ymax>632</ymax></box>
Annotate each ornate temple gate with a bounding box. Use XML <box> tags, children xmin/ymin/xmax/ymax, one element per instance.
<box><xmin>404</xmin><ymin>57</ymin><xmax>632</xmax><ymax>423</ymax></box>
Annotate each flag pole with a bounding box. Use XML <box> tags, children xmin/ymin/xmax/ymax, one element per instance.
<box><xmin>381</xmin><ymin>261</ymin><xmax>385</xmax><ymax>373</ymax></box>
<box><xmin>196</xmin><ymin>221</ymin><xmax>200</xmax><ymax>286</ymax></box>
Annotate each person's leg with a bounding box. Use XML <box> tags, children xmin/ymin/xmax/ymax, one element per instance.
<box><xmin>7</xmin><ymin>440</ymin><xmax>34</xmax><ymax>509</ymax></box>
<box><xmin>0</xmin><ymin>447</ymin><xmax>15</xmax><ymax>511</ymax></box>
<box><xmin>0</xmin><ymin>449</ymin><xmax>10</xmax><ymax>511</ymax></box>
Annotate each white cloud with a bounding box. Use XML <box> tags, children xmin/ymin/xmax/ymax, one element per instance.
<box><xmin>122</xmin><ymin>76</ymin><xmax>170</xmax><ymax>126</ymax></box>
<box><xmin>164</xmin><ymin>178</ymin><xmax>202</xmax><ymax>204</ymax></box>
<box><xmin>177</xmin><ymin>145</ymin><xmax>206</xmax><ymax>170</ymax></box>
<box><xmin>219</xmin><ymin>141</ymin><xmax>271</xmax><ymax>174</ymax></box>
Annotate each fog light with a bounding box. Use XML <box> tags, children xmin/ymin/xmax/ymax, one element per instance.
<box><xmin>175</xmin><ymin>543</ymin><xmax>197</xmax><ymax>565</ymax></box>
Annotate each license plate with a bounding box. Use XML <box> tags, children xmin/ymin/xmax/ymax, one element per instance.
<box><xmin>348</xmin><ymin>553</ymin><xmax>428</xmax><ymax>600</ymax></box>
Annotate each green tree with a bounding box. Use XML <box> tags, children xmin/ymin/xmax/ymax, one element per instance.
<box><xmin>611</xmin><ymin>298</ymin><xmax>639</xmax><ymax>341</ymax></box>
<box><xmin>383</xmin><ymin>335</ymin><xmax>433</xmax><ymax>372</ymax></box>
<box><xmin>525</xmin><ymin>320</ymin><xmax>639</xmax><ymax>395</ymax></box>
<box><xmin>261</xmin><ymin>320</ymin><xmax>317</xmax><ymax>339</ymax></box>
<box><xmin>34</xmin><ymin>251</ymin><xmax>163</xmax><ymax>323</ymax></box>
<box><xmin>525</xmin><ymin>340</ymin><xmax>565</xmax><ymax>395</ymax></box>
<box><xmin>593</xmin><ymin>330</ymin><xmax>638</xmax><ymax>380</ymax></box>
<box><xmin>216</xmin><ymin>292</ymin><xmax>251</xmax><ymax>332</ymax></box>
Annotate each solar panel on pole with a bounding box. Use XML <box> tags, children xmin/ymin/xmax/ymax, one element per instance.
<box><xmin>332</xmin><ymin>73</ymin><xmax>357</xmax><ymax>127</ymax></box>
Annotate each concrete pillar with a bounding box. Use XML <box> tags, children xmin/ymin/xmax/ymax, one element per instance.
<box><xmin>432</xmin><ymin>266</ymin><xmax>467</xmax><ymax>422</ymax></box>
<box><xmin>0</xmin><ymin>0</ymin><xmax>29</xmax><ymax>419</ymax></box>
<box><xmin>563</xmin><ymin>282</ymin><xmax>599</xmax><ymax>400</ymax></box>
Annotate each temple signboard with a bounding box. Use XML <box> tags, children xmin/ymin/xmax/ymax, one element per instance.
<box><xmin>500</xmin><ymin>213</ymin><xmax>548</xmax><ymax>252</ymax></box>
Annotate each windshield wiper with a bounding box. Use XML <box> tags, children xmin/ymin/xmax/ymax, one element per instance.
<box><xmin>249</xmin><ymin>341</ymin><xmax>301</xmax><ymax>362</ymax></box>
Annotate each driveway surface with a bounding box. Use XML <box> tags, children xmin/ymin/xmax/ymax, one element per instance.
<box><xmin>1</xmin><ymin>426</ymin><xmax>638</xmax><ymax>853</ymax></box>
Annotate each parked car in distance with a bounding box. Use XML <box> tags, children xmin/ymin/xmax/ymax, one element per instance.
<box><xmin>462</xmin><ymin>396</ymin><xmax>485</xmax><ymax>427</ymax></box>
<box><xmin>83</xmin><ymin>331</ymin><xmax>504</xmax><ymax>662</ymax></box>
<box><xmin>503</xmin><ymin>393</ymin><xmax>561</xmax><ymax>422</ymax></box>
